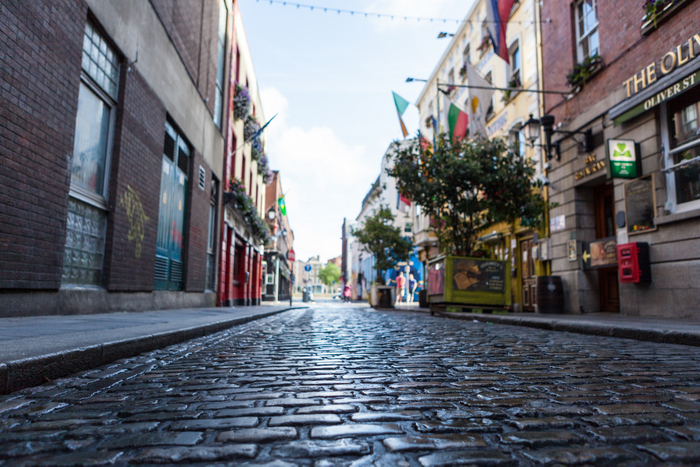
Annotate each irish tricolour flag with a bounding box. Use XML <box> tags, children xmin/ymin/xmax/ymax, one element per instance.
<box><xmin>448</xmin><ymin>103</ymin><xmax>469</xmax><ymax>144</ymax></box>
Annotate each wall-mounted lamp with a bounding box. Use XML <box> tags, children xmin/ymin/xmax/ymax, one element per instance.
<box><xmin>521</xmin><ymin>114</ymin><xmax>593</xmax><ymax>161</ymax></box>
<box><xmin>267</xmin><ymin>207</ymin><xmax>276</xmax><ymax>220</ymax></box>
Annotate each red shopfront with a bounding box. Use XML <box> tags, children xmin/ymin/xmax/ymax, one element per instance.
<box><xmin>218</xmin><ymin>210</ymin><xmax>263</xmax><ymax>306</ymax></box>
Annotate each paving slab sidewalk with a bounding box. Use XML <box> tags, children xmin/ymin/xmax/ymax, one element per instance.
<box><xmin>0</xmin><ymin>304</ymin><xmax>305</xmax><ymax>394</ymax></box>
<box><xmin>431</xmin><ymin>309</ymin><xmax>700</xmax><ymax>347</ymax></box>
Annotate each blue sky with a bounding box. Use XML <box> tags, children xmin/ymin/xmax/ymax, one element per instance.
<box><xmin>238</xmin><ymin>0</ymin><xmax>475</xmax><ymax>263</ymax></box>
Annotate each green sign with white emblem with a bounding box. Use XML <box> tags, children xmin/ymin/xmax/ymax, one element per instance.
<box><xmin>607</xmin><ymin>139</ymin><xmax>641</xmax><ymax>179</ymax></box>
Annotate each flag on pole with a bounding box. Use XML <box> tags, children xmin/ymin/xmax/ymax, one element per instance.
<box><xmin>392</xmin><ymin>92</ymin><xmax>410</xmax><ymax>138</ymax></box>
<box><xmin>397</xmin><ymin>188</ymin><xmax>410</xmax><ymax>213</ymax></box>
<box><xmin>249</xmin><ymin>114</ymin><xmax>277</xmax><ymax>142</ymax></box>
<box><xmin>485</xmin><ymin>0</ymin><xmax>516</xmax><ymax>63</ymax></box>
<box><xmin>278</xmin><ymin>196</ymin><xmax>286</xmax><ymax>216</ymax></box>
<box><xmin>466</xmin><ymin>63</ymin><xmax>495</xmax><ymax>138</ymax></box>
<box><xmin>447</xmin><ymin>103</ymin><xmax>469</xmax><ymax>144</ymax></box>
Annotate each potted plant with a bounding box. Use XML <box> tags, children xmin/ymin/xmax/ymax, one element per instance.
<box><xmin>387</xmin><ymin>134</ymin><xmax>548</xmax><ymax>312</ymax></box>
<box><xmin>352</xmin><ymin>206</ymin><xmax>412</xmax><ymax>308</ymax></box>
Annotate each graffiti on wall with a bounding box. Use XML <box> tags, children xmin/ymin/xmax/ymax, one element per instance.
<box><xmin>119</xmin><ymin>185</ymin><xmax>150</xmax><ymax>258</ymax></box>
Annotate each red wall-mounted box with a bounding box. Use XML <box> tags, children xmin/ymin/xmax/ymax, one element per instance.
<box><xmin>617</xmin><ymin>242</ymin><xmax>651</xmax><ymax>283</ymax></box>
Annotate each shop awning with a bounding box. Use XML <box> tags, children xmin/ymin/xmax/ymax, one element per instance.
<box><xmin>610</xmin><ymin>58</ymin><xmax>700</xmax><ymax>125</ymax></box>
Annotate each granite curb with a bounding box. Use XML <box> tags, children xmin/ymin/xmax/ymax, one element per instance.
<box><xmin>0</xmin><ymin>307</ymin><xmax>305</xmax><ymax>395</ymax></box>
<box><xmin>435</xmin><ymin>311</ymin><xmax>700</xmax><ymax>348</ymax></box>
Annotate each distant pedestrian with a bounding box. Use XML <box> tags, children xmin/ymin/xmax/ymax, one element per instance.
<box><xmin>395</xmin><ymin>271</ymin><xmax>406</xmax><ymax>305</ymax></box>
<box><xmin>342</xmin><ymin>283</ymin><xmax>352</xmax><ymax>303</ymax></box>
<box><xmin>408</xmin><ymin>273</ymin><xmax>417</xmax><ymax>303</ymax></box>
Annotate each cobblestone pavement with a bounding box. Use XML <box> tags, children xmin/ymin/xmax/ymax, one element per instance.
<box><xmin>4</xmin><ymin>305</ymin><xmax>700</xmax><ymax>465</ymax></box>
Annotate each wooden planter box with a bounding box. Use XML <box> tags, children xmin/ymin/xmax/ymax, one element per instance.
<box><xmin>427</xmin><ymin>255</ymin><xmax>511</xmax><ymax>312</ymax></box>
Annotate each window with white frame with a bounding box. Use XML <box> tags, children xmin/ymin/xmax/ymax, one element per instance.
<box><xmin>463</xmin><ymin>44</ymin><xmax>471</xmax><ymax>65</ymax></box>
<box><xmin>509</xmin><ymin>41</ymin><xmax>521</xmax><ymax>86</ymax></box>
<box><xmin>665</xmin><ymin>85</ymin><xmax>700</xmax><ymax>208</ymax></box>
<box><xmin>510</xmin><ymin>125</ymin><xmax>527</xmax><ymax>158</ymax></box>
<box><xmin>213</xmin><ymin>0</ymin><xmax>228</xmax><ymax>129</ymax></box>
<box><xmin>63</xmin><ymin>20</ymin><xmax>119</xmax><ymax>286</ymax></box>
<box><xmin>574</xmin><ymin>0</ymin><xmax>599</xmax><ymax>62</ymax></box>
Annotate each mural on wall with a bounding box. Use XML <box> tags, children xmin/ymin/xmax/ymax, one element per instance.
<box><xmin>119</xmin><ymin>185</ymin><xmax>150</xmax><ymax>258</ymax></box>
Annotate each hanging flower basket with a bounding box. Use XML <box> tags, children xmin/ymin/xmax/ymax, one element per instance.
<box><xmin>233</xmin><ymin>83</ymin><xmax>251</xmax><ymax>121</ymax></box>
<box><xmin>251</xmin><ymin>137</ymin><xmax>264</xmax><ymax>162</ymax></box>
<box><xmin>225</xmin><ymin>178</ymin><xmax>270</xmax><ymax>244</ymax></box>
<box><xmin>258</xmin><ymin>155</ymin><xmax>272</xmax><ymax>183</ymax></box>
<box><xmin>244</xmin><ymin>115</ymin><xmax>260</xmax><ymax>141</ymax></box>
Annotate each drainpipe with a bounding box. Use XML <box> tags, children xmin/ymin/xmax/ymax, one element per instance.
<box><xmin>274</xmin><ymin>256</ymin><xmax>279</xmax><ymax>302</ymax></box>
<box><xmin>534</xmin><ymin>0</ymin><xmax>551</xmax><ymax>277</ymax></box>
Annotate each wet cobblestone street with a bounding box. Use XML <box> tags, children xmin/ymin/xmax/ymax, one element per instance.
<box><xmin>4</xmin><ymin>305</ymin><xmax>700</xmax><ymax>465</ymax></box>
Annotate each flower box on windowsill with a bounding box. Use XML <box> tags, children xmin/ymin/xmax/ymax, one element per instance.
<box><xmin>641</xmin><ymin>0</ymin><xmax>691</xmax><ymax>35</ymax></box>
<box><xmin>477</xmin><ymin>37</ymin><xmax>491</xmax><ymax>57</ymax></box>
<box><xmin>566</xmin><ymin>57</ymin><xmax>603</xmax><ymax>97</ymax></box>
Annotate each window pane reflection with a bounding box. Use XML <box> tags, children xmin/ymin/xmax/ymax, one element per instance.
<box><xmin>71</xmin><ymin>82</ymin><xmax>110</xmax><ymax>195</ymax></box>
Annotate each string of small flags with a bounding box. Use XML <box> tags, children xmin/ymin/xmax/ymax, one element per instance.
<box><xmin>255</xmin><ymin>0</ymin><xmax>547</xmax><ymax>25</ymax></box>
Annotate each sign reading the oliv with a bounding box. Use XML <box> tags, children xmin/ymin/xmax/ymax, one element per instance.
<box><xmin>607</xmin><ymin>139</ymin><xmax>641</xmax><ymax>179</ymax></box>
<box><xmin>452</xmin><ymin>259</ymin><xmax>505</xmax><ymax>293</ymax></box>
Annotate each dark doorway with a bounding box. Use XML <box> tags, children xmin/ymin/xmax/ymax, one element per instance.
<box><xmin>520</xmin><ymin>237</ymin><xmax>536</xmax><ymax>312</ymax></box>
<box><xmin>594</xmin><ymin>185</ymin><xmax>619</xmax><ymax>312</ymax></box>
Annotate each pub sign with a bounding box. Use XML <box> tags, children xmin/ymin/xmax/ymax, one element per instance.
<box><xmin>606</xmin><ymin>139</ymin><xmax>641</xmax><ymax>179</ymax></box>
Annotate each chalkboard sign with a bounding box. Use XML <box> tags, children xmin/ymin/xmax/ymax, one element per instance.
<box><xmin>624</xmin><ymin>174</ymin><xmax>657</xmax><ymax>235</ymax></box>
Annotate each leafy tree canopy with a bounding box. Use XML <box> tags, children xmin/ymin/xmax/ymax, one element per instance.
<box><xmin>352</xmin><ymin>206</ymin><xmax>413</xmax><ymax>285</ymax></box>
<box><xmin>386</xmin><ymin>134</ymin><xmax>546</xmax><ymax>257</ymax></box>
<box><xmin>319</xmin><ymin>262</ymin><xmax>341</xmax><ymax>287</ymax></box>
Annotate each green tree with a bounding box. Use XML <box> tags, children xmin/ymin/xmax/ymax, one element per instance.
<box><xmin>352</xmin><ymin>206</ymin><xmax>413</xmax><ymax>285</ymax></box>
<box><xmin>387</xmin><ymin>134</ymin><xmax>546</xmax><ymax>257</ymax></box>
<box><xmin>318</xmin><ymin>262</ymin><xmax>341</xmax><ymax>287</ymax></box>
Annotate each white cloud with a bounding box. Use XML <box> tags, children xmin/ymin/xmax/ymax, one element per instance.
<box><xmin>261</xmin><ymin>86</ymin><xmax>377</xmax><ymax>263</ymax></box>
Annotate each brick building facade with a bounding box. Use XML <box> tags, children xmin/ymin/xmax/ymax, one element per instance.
<box><xmin>217</xmin><ymin>1</ymin><xmax>268</xmax><ymax>307</ymax></box>
<box><xmin>262</xmin><ymin>171</ymin><xmax>294</xmax><ymax>303</ymax></box>
<box><xmin>541</xmin><ymin>0</ymin><xmax>700</xmax><ymax>317</ymax></box>
<box><xmin>0</xmin><ymin>0</ymin><xmax>234</xmax><ymax>316</ymax></box>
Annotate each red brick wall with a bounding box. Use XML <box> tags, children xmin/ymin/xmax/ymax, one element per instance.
<box><xmin>1</xmin><ymin>0</ymin><xmax>222</xmax><ymax>297</ymax></box>
<box><xmin>542</xmin><ymin>0</ymin><xmax>700</xmax><ymax>123</ymax></box>
<box><xmin>0</xmin><ymin>0</ymin><xmax>87</xmax><ymax>290</ymax></box>
<box><xmin>102</xmin><ymin>68</ymin><xmax>166</xmax><ymax>292</ymax></box>
<box><xmin>184</xmin><ymin>150</ymin><xmax>214</xmax><ymax>292</ymax></box>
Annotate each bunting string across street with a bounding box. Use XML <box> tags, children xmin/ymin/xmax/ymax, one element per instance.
<box><xmin>256</xmin><ymin>0</ymin><xmax>551</xmax><ymax>25</ymax></box>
